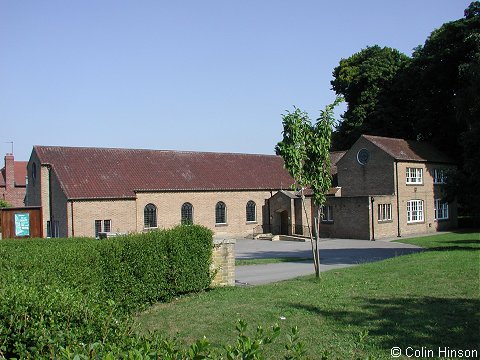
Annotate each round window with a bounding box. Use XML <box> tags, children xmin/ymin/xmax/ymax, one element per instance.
<box><xmin>357</xmin><ymin>149</ymin><xmax>370</xmax><ymax>165</ymax></box>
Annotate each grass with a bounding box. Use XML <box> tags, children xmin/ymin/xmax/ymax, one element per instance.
<box><xmin>236</xmin><ymin>256</ymin><xmax>312</xmax><ymax>266</ymax></box>
<box><xmin>135</xmin><ymin>231</ymin><xmax>480</xmax><ymax>359</ymax></box>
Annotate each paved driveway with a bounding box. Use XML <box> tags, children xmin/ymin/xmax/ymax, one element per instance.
<box><xmin>235</xmin><ymin>238</ymin><xmax>422</xmax><ymax>285</ymax></box>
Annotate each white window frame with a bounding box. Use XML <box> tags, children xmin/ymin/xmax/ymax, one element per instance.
<box><xmin>378</xmin><ymin>203</ymin><xmax>392</xmax><ymax>222</ymax></box>
<box><xmin>321</xmin><ymin>205</ymin><xmax>334</xmax><ymax>223</ymax></box>
<box><xmin>95</xmin><ymin>219</ymin><xmax>112</xmax><ymax>237</ymax></box>
<box><xmin>406</xmin><ymin>167</ymin><xmax>423</xmax><ymax>185</ymax></box>
<box><xmin>407</xmin><ymin>200</ymin><xmax>424</xmax><ymax>223</ymax></box>
<box><xmin>434</xmin><ymin>199</ymin><xmax>449</xmax><ymax>220</ymax></box>
<box><xmin>433</xmin><ymin>169</ymin><xmax>446</xmax><ymax>184</ymax></box>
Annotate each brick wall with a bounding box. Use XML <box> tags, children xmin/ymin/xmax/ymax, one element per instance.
<box><xmin>337</xmin><ymin>137</ymin><xmax>395</xmax><ymax>197</ymax></box>
<box><xmin>211</xmin><ymin>239</ymin><xmax>235</xmax><ymax>286</ymax></box>
<box><xmin>318</xmin><ymin>196</ymin><xmax>371</xmax><ymax>239</ymax></box>
<box><xmin>70</xmin><ymin>199</ymin><xmax>137</xmax><ymax>237</ymax></box>
<box><xmin>136</xmin><ymin>190</ymin><xmax>272</xmax><ymax>238</ymax></box>
<box><xmin>396</xmin><ymin>162</ymin><xmax>457</xmax><ymax>237</ymax></box>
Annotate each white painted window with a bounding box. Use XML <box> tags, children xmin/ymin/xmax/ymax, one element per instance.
<box><xmin>378</xmin><ymin>204</ymin><xmax>392</xmax><ymax>222</ymax></box>
<box><xmin>95</xmin><ymin>219</ymin><xmax>112</xmax><ymax>237</ymax></box>
<box><xmin>434</xmin><ymin>169</ymin><xmax>446</xmax><ymax>184</ymax></box>
<box><xmin>407</xmin><ymin>200</ymin><xmax>424</xmax><ymax>223</ymax></box>
<box><xmin>321</xmin><ymin>205</ymin><xmax>334</xmax><ymax>223</ymax></box>
<box><xmin>406</xmin><ymin>167</ymin><xmax>423</xmax><ymax>184</ymax></box>
<box><xmin>434</xmin><ymin>199</ymin><xmax>449</xmax><ymax>220</ymax></box>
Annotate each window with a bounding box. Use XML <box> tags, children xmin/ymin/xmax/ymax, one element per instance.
<box><xmin>181</xmin><ymin>202</ymin><xmax>193</xmax><ymax>224</ymax></box>
<box><xmin>407</xmin><ymin>200</ymin><xmax>424</xmax><ymax>223</ymax></box>
<box><xmin>378</xmin><ymin>204</ymin><xmax>392</xmax><ymax>222</ymax></box>
<box><xmin>246</xmin><ymin>201</ymin><xmax>256</xmax><ymax>222</ymax></box>
<box><xmin>144</xmin><ymin>203</ymin><xmax>157</xmax><ymax>228</ymax></box>
<box><xmin>434</xmin><ymin>169</ymin><xmax>446</xmax><ymax>184</ymax></box>
<box><xmin>47</xmin><ymin>220</ymin><xmax>59</xmax><ymax>238</ymax></box>
<box><xmin>215</xmin><ymin>201</ymin><xmax>227</xmax><ymax>224</ymax></box>
<box><xmin>406</xmin><ymin>167</ymin><xmax>423</xmax><ymax>184</ymax></box>
<box><xmin>103</xmin><ymin>219</ymin><xmax>111</xmax><ymax>232</ymax></box>
<box><xmin>95</xmin><ymin>219</ymin><xmax>112</xmax><ymax>237</ymax></box>
<box><xmin>321</xmin><ymin>205</ymin><xmax>333</xmax><ymax>223</ymax></box>
<box><xmin>434</xmin><ymin>199</ymin><xmax>449</xmax><ymax>220</ymax></box>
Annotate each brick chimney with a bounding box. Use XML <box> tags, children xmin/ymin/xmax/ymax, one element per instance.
<box><xmin>4</xmin><ymin>154</ymin><xmax>15</xmax><ymax>190</ymax></box>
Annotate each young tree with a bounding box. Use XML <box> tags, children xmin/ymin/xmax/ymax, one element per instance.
<box><xmin>276</xmin><ymin>97</ymin><xmax>343</xmax><ymax>278</ymax></box>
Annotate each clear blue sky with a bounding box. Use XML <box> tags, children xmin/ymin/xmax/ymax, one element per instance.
<box><xmin>0</xmin><ymin>0</ymin><xmax>471</xmax><ymax>161</ymax></box>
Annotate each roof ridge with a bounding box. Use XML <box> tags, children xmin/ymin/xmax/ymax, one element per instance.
<box><xmin>33</xmin><ymin>145</ymin><xmax>280</xmax><ymax>157</ymax></box>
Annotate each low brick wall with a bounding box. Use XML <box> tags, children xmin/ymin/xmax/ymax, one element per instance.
<box><xmin>211</xmin><ymin>239</ymin><xmax>235</xmax><ymax>286</ymax></box>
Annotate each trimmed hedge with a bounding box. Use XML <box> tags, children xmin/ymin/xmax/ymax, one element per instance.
<box><xmin>99</xmin><ymin>225</ymin><xmax>214</xmax><ymax>311</ymax></box>
<box><xmin>0</xmin><ymin>225</ymin><xmax>213</xmax><ymax>313</ymax></box>
<box><xmin>0</xmin><ymin>225</ymin><xmax>214</xmax><ymax>358</ymax></box>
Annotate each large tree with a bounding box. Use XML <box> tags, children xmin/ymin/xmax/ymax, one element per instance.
<box><xmin>330</xmin><ymin>46</ymin><xmax>410</xmax><ymax>150</ymax></box>
<box><xmin>398</xmin><ymin>2</ymin><xmax>480</xmax><ymax>215</ymax></box>
<box><xmin>330</xmin><ymin>2</ymin><xmax>480</xmax><ymax>217</ymax></box>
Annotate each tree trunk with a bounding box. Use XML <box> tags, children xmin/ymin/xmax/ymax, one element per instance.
<box><xmin>301</xmin><ymin>194</ymin><xmax>318</xmax><ymax>274</ymax></box>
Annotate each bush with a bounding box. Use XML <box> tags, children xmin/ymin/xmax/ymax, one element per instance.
<box><xmin>99</xmin><ymin>225</ymin><xmax>214</xmax><ymax>312</ymax></box>
<box><xmin>0</xmin><ymin>225</ymin><xmax>215</xmax><ymax>358</ymax></box>
<box><xmin>0</xmin><ymin>283</ymin><xmax>129</xmax><ymax>359</ymax></box>
<box><xmin>0</xmin><ymin>225</ymin><xmax>214</xmax><ymax>313</ymax></box>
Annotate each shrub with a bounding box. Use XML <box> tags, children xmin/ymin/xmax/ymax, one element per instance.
<box><xmin>0</xmin><ymin>283</ymin><xmax>129</xmax><ymax>359</ymax></box>
<box><xmin>0</xmin><ymin>225</ymin><xmax>215</xmax><ymax>358</ymax></box>
<box><xmin>98</xmin><ymin>225</ymin><xmax>214</xmax><ymax>312</ymax></box>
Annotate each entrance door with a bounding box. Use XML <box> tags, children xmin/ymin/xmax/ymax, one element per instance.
<box><xmin>280</xmin><ymin>210</ymin><xmax>289</xmax><ymax>235</ymax></box>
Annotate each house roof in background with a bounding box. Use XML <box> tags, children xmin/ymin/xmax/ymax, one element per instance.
<box><xmin>330</xmin><ymin>151</ymin><xmax>347</xmax><ymax>174</ymax></box>
<box><xmin>362</xmin><ymin>135</ymin><xmax>455</xmax><ymax>163</ymax></box>
<box><xmin>0</xmin><ymin>160</ymin><xmax>28</xmax><ymax>187</ymax></box>
<box><xmin>33</xmin><ymin>146</ymin><xmax>295</xmax><ymax>200</ymax></box>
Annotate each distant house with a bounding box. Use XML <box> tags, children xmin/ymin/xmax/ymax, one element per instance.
<box><xmin>318</xmin><ymin>135</ymin><xmax>457</xmax><ymax>239</ymax></box>
<box><xmin>1</xmin><ymin>154</ymin><xmax>27</xmax><ymax>207</ymax></box>
<box><xmin>25</xmin><ymin>135</ymin><xmax>457</xmax><ymax>240</ymax></box>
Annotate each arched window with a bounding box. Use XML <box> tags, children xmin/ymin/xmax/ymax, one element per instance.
<box><xmin>181</xmin><ymin>202</ymin><xmax>193</xmax><ymax>224</ymax></box>
<box><xmin>246</xmin><ymin>200</ymin><xmax>256</xmax><ymax>222</ymax></box>
<box><xmin>144</xmin><ymin>203</ymin><xmax>157</xmax><ymax>228</ymax></box>
<box><xmin>215</xmin><ymin>201</ymin><xmax>227</xmax><ymax>224</ymax></box>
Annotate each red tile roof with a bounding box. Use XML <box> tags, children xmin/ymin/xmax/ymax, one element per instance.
<box><xmin>362</xmin><ymin>135</ymin><xmax>454</xmax><ymax>163</ymax></box>
<box><xmin>330</xmin><ymin>151</ymin><xmax>346</xmax><ymax>174</ymax></box>
<box><xmin>0</xmin><ymin>161</ymin><xmax>28</xmax><ymax>187</ymax></box>
<box><xmin>34</xmin><ymin>146</ymin><xmax>296</xmax><ymax>200</ymax></box>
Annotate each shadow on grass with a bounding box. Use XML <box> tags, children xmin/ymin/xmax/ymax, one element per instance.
<box><xmin>428</xmin><ymin>246</ymin><xmax>480</xmax><ymax>251</ymax></box>
<box><xmin>427</xmin><ymin>238</ymin><xmax>480</xmax><ymax>251</ymax></box>
<box><xmin>288</xmin><ymin>297</ymin><xmax>480</xmax><ymax>350</ymax></box>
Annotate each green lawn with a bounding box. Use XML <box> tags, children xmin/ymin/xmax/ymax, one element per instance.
<box><xmin>135</xmin><ymin>231</ymin><xmax>480</xmax><ymax>359</ymax></box>
<box><xmin>236</xmin><ymin>256</ymin><xmax>312</xmax><ymax>266</ymax></box>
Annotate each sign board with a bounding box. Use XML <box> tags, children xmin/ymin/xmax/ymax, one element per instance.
<box><xmin>15</xmin><ymin>213</ymin><xmax>30</xmax><ymax>237</ymax></box>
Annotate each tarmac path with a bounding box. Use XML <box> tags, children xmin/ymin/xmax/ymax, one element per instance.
<box><xmin>234</xmin><ymin>238</ymin><xmax>422</xmax><ymax>285</ymax></box>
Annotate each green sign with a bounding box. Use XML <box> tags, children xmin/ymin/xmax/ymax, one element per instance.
<box><xmin>15</xmin><ymin>213</ymin><xmax>30</xmax><ymax>237</ymax></box>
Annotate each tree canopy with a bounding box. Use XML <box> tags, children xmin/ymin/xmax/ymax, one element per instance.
<box><xmin>330</xmin><ymin>1</ymin><xmax>480</xmax><ymax>216</ymax></box>
<box><xmin>330</xmin><ymin>46</ymin><xmax>410</xmax><ymax>150</ymax></box>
